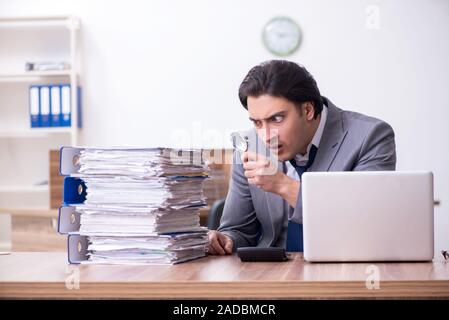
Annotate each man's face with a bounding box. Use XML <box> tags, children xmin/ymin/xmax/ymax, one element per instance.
<box><xmin>247</xmin><ymin>94</ymin><xmax>317</xmax><ymax>161</ymax></box>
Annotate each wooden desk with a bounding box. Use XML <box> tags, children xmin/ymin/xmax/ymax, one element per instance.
<box><xmin>1</xmin><ymin>252</ymin><xmax>448</xmax><ymax>299</ymax></box>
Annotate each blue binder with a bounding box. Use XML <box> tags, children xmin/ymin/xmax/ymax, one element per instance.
<box><xmin>76</xmin><ymin>86</ymin><xmax>82</xmax><ymax>128</ymax></box>
<box><xmin>40</xmin><ymin>85</ymin><xmax>51</xmax><ymax>127</ymax></box>
<box><xmin>61</xmin><ymin>84</ymin><xmax>71</xmax><ymax>127</ymax></box>
<box><xmin>50</xmin><ymin>85</ymin><xmax>62</xmax><ymax>127</ymax></box>
<box><xmin>29</xmin><ymin>85</ymin><xmax>40</xmax><ymax>128</ymax></box>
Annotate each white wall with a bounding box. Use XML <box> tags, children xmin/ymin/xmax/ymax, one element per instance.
<box><xmin>1</xmin><ymin>0</ymin><xmax>448</xmax><ymax>255</ymax></box>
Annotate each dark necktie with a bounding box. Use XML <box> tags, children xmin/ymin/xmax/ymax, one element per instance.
<box><xmin>286</xmin><ymin>144</ymin><xmax>318</xmax><ymax>252</ymax></box>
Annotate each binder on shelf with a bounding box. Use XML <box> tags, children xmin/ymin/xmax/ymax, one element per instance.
<box><xmin>29</xmin><ymin>85</ymin><xmax>40</xmax><ymax>128</ymax></box>
<box><xmin>77</xmin><ymin>86</ymin><xmax>82</xmax><ymax>128</ymax></box>
<box><xmin>29</xmin><ymin>83</ymin><xmax>82</xmax><ymax>129</ymax></box>
<box><xmin>60</xmin><ymin>84</ymin><xmax>82</xmax><ymax>128</ymax></box>
<box><xmin>40</xmin><ymin>85</ymin><xmax>51</xmax><ymax>127</ymax></box>
<box><xmin>61</xmin><ymin>84</ymin><xmax>71</xmax><ymax>127</ymax></box>
<box><xmin>50</xmin><ymin>85</ymin><xmax>62</xmax><ymax>127</ymax></box>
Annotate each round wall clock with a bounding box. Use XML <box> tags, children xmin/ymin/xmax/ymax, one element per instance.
<box><xmin>262</xmin><ymin>16</ymin><xmax>302</xmax><ymax>56</ymax></box>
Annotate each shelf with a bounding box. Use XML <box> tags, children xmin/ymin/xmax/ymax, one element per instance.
<box><xmin>0</xmin><ymin>15</ymin><xmax>81</xmax><ymax>210</ymax></box>
<box><xmin>0</xmin><ymin>185</ymin><xmax>48</xmax><ymax>193</ymax></box>
<box><xmin>0</xmin><ymin>185</ymin><xmax>51</xmax><ymax>210</ymax></box>
<box><xmin>0</xmin><ymin>70</ymin><xmax>73</xmax><ymax>83</ymax></box>
<box><xmin>0</xmin><ymin>207</ymin><xmax>57</xmax><ymax>218</ymax></box>
<box><xmin>0</xmin><ymin>128</ymin><xmax>73</xmax><ymax>138</ymax></box>
<box><xmin>0</xmin><ymin>16</ymin><xmax>80</xmax><ymax>30</ymax></box>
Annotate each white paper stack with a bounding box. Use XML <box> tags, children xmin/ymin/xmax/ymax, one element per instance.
<box><xmin>77</xmin><ymin>148</ymin><xmax>206</xmax><ymax>177</ymax></box>
<box><xmin>87</xmin><ymin>233</ymin><xmax>209</xmax><ymax>265</ymax></box>
<box><xmin>76</xmin><ymin>204</ymin><xmax>203</xmax><ymax>235</ymax></box>
<box><xmin>73</xmin><ymin>147</ymin><xmax>210</xmax><ymax>264</ymax></box>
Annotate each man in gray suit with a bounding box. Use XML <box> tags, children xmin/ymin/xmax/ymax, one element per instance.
<box><xmin>207</xmin><ymin>60</ymin><xmax>396</xmax><ymax>255</ymax></box>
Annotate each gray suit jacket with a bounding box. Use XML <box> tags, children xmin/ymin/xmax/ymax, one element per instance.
<box><xmin>218</xmin><ymin>97</ymin><xmax>396</xmax><ymax>251</ymax></box>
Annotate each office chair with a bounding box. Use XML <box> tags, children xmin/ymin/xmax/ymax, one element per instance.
<box><xmin>207</xmin><ymin>198</ymin><xmax>225</xmax><ymax>230</ymax></box>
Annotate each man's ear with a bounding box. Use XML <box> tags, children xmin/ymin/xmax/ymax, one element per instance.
<box><xmin>303</xmin><ymin>101</ymin><xmax>315</xmax><ymax>121</ymax></box>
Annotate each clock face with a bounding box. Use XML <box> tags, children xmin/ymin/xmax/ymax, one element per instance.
<box><xmin>263</xmin><ymin>17</ymin><xmax>302</xmax><ymax>56</ymax></box>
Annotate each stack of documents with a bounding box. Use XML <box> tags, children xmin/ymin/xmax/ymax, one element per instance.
<box><xmin>87</xmin><ymin>233</ymin><xmax>209</xmax><ymax>265</ymax></box>
<box><xmin>72</xmin><ymin>147</ymin><xmax>209</xmax><ymax>265</ymax></box>
<box><xmin>76</xmin><ymin>205</ymin><xmax>203</xmax><ymax>235</ymax></box>
<box><xmin>77</xmin><ymin>148</ymin><xmax>207</xmax><ymax>177</ymax></box>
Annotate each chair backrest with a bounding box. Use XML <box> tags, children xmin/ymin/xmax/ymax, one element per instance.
<box><xmin>201</xmin><ymin>149</ymin><xmax>232</xmax><ymax>230</ymax></box>
<box><xmin>207</xmin><ymin>198</ymin><xmax>226</xmax><ymax>230</ymax></box>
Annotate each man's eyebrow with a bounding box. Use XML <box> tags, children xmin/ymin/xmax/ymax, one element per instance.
<box><xmin>249</xmin><ymin>111</ymin><xmax>286</xmax><ymax>122</ymax></box>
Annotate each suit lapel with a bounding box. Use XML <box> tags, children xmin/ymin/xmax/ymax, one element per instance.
<box><xmin>310</xmin><ymin>98</ymin><xmax>348</xmax><ymax>171</ymax></box>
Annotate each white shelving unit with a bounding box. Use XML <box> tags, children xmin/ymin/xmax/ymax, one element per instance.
<box><xmin>0</xmin><ymin>16</ymin><xmax>81</xmax><ymax>210</ymax></box>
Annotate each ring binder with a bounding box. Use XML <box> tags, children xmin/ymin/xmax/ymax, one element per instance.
<box><xmin>63</xmin><ymin>177</ymin><xmax>87</xmax><ymax>205</ymax></box>
<box><xmin>40</xmin><ymin>85</ymin><xmax>51</xmax><ymax>127</ymax></box>
<box><xmin>29</xmin><ymin>85</ymin><xmax>40</xmax><ymax>128</ymax></box>
<box><xmin>67</xmin><ymin>235</ymin><xmax>89</xmax><ymax>264</ymax></box>
<box><xmin>58</xmin><ymin>205</ymin><xmax>81</xmax><ymax>234</ymax></box>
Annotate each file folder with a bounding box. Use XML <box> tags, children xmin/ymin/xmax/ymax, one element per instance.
<box><xmin>40</xmin><ymin>85</ymin><xmax>51</xmax><ymax>127</ymax></box>
<box><xmin>29</xmin><ymin>85</ymin><xmax>40</xmax><ymax>128</ymax></box>
<box><xmin>50</xmin><ymin>85</ymin><xmax>62</xmax><ymax>127</ymax></box>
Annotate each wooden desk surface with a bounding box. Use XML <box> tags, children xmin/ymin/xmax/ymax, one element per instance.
<box><xmin>1</xmin><ymin>252</ymin><xmax>448</xmax><ymax>299</ymax></box>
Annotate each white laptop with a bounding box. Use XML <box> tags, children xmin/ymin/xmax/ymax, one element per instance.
<box><xmin>302</xmin><ymin>171</ymin><xmax>434</xmax><ymax>262</ymax></box>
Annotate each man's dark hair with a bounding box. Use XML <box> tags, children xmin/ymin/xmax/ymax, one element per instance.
<box><xmin>238</xmin><ymin>60</ymin><xmax>323</xmax><ymax>118</ymax></box>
